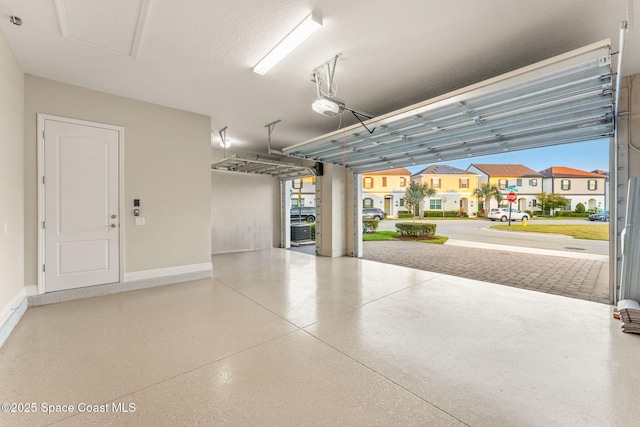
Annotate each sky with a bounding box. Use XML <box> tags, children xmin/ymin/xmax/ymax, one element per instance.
<box><xmin>405</xmin><ymin>139</ymin><xmax>610</xmax><ymax>175</ymax></box>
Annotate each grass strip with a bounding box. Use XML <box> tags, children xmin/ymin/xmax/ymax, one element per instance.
<box><xmin>490</xmin><ymin>224</ymin><xmax>609</xmax><ymax>240</ymax></box>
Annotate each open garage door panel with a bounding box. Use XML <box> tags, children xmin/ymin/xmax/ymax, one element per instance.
<box><xmin>282</xmin><ymin>40</ymin><xmax>614</xmax><ymax>174</ymax></box>
<box><xmin>212</xmin><ymin>155</ymin><xmax>316</xmax><ymax>180</ymax></box>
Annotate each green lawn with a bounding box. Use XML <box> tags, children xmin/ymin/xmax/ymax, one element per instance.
<box><xmin>490</xmin><ymin>224</ymin><xmax>609</xmax><ymax>240</ymax></box>
<box><xmin>362</xmin><ymin>231</ymin><xmax>448</xmax><ymax>244</ymax></box>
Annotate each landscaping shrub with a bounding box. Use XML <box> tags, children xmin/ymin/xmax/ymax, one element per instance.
<box><xmin>395</xmin><ymin>222</ymin><xmax>436</xmax><ymax>238</ymax></box>
<box><xmin>398</xmin><ymin>211</ymin><xmax>414</xmax><ymax>218</ymax></box>
<box><xmin>575</xmin><ymin>203</ymin><xmax>586</xmax><ymax>213</ymax></box>
<box><xmin>555</xmin><ymin>211</ymin><xmax>589</xmax><ymax>217</ymax></box>
<box><xmin>422</xmin><ymin>210</ymin><xmax>459</xmax><ymax>218</ymax></box>
<box><xmin>310</xmin><ymin>222</ymin><xmax>316</xmax><ymax>240</ymax></box>
<box><xmin>363</xmin><ymin>219</ymin><xmax>379</xmax><ymax>234</ymax></box>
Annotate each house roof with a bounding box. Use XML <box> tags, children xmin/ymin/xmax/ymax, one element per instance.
<box><xmin>467</xmin><ymin>164</ymin><xmax>542</xmax><ymax>177</ymax></box>
<box><xmin>365</xmin><ymin>168</ymin><xmax>411</xmax><ymax>176</ymax></box>
<box><xmin>412</xmin><ymin>164</ymin><xmax>476</xmax><ymax>176</ymax></box>
<box><xmin>539</xmin><ymin>166</ymin><xmax>607</xmax><ymax>178</ymax></box>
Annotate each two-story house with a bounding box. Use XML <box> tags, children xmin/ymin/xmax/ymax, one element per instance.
<box><xmin>290</xmin><ymin>176</ymin><xmax>316</xmax><ymax>207</ymax></box>
<box><xmin>362</xmin><ymin>168</ymin><xmax>412</xmax><ymax>217</ymax></box>
<box><xmin>466</xmin><ymin>164</ymin><xmax>543</xmax><ymax>212</ymax></box>
<box><xmin>539</xmin><ymin>166</ymin><xmax>607</xmax><ymax>212</ymax></box>
<box><xmin>411</xmin><ymin>165</ymin><xmax>479</xmax><ymax>216</ymax></box>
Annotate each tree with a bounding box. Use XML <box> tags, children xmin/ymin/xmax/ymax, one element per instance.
<box><xmin>404</xmin><ymin>182</ymin><xmax>436</xmax><ymax>220</ymax></box>
<box><xmin>473</xmin><ymin>183</ymin><xmax>501</xmax><ymax>212</ymax></box>
<box><xmin>535</xmin><ymin>192</ymin><xmax>570</xmax><ymax>214</ymax></box>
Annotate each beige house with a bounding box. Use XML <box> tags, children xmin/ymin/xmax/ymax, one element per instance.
<box><xmin>290</xmin><ymin>176</ymin><xmax>317</xmax><ymax>208</ymax></box>
<box><xmin>466</xmin><ymin>164</ymin><xmax>544</xmax><ymax>212</ymax></box>
<box><xmin>362</xmin><ymin>168</ymin><xmax>412</xmax><ymax>217</ymax></box>
<box><xmin>411</xmin><ymin>165</ymin><xmax>479</xmax><ymax>216</ymax></box>
<box><xmin>539</xmin><ymin>166</ymin><xmax>607</xmax><ymax>212</ymax></box>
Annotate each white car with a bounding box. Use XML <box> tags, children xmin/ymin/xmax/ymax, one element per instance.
<box><xmin>487</xmin><ymin>208</ymin><xmax>529</xmax><ymax>222</ymax></box>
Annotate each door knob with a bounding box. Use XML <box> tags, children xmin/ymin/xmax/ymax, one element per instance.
<box><xmin>110</xmin><ymin>224</ymin><xmax>117</xmax><ymax>228</ymax></box>
<box><xmin>111</xmin><ymin>214</ymin><xmax>117</xmax><ymax>219</ymax></box>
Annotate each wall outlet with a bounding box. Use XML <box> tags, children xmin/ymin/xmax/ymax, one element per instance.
<box><xmin>135</xmin><ymin>217</ymin><xmax>145</xmax><ymax>226</ymax></box>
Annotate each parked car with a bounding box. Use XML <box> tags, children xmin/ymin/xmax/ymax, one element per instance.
<box><xmin>290</xmin><ymin>206</ymin><xmax>315</xmax><ymax>222</ymax></box>
<box><xmin>588</xmin><ymin>210</ymin><xmax>609</xmax><ymax>221</ymax></box>
<box><xmin>487</xmin><ymin>208</ymin><xmax>529</xmax><ymax>222</ymax></box>
<box><xmin>362</xmin><ymin>208</ymin><xmax>385</xmax><ymax>220</ymax></box>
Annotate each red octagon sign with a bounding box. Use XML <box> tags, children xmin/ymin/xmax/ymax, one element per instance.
<box><xmin>507</xmin><ymin>192</ymin><xmax>517</xmax><ymax>203</ymax></box>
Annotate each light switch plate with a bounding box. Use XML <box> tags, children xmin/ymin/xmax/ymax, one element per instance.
<box><xmin>135</xmin><ymin>217</ymin><xmax>145</xmax><ymax>226</ymax></box>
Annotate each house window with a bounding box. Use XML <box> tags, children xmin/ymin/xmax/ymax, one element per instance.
<box><xmin>399</xmin><ymin>198</ymin><xmax>405</xmax><ymax>207</ymax></box>
<box><xmin>363</xmin><ymin>198</ymin><xmax>373</xmax><ymax>208</ymax></box>
<box><xmin>529</xmin><ymin>179</ymin><xmax>537</xmax><ymax>187</ymax></box>
<box><xmin>588</xmin><ymin>180</ymin><xmax>598</xmax><ymax>191</ymax></box>
<box><xmin>291</xmin><ymin>198</ymin><xmax>305</xmax><ymax>207</ymax></box>
<box><xmin>292</xmin><ymin>179</ymin><xmax>302</xmax><ymax>189</ymax></box>
<box><xmin>459</xmin><ymin>178</ymin><xmax>469</xmax><ymax>189</ymax></box>
<box><xmin>363</xmin><ymin>177</ymin><xmax>373</xmax><ymax>189</ymax></box>
<box><xmin>400</xmin><ymin>177</ymin><xmax>407</xmax><ymax>187</ymax></box>
<box><xmin>561</xmin><ymin>179</ymin><xmax>571</xmax><ymax>190</ymax></box>
<box><xmin>429</xmin><ymin>199</ymin><xmax>442</xmax><ymax>210</ymax></box>
<box><xmin>563</xmin><ymin>199</ymin><xmax>572</xmax><ymax>210</ymax></box>
<box><xmin>532</xmin><ymin>199</ymin><xmax>538</xmax><ymax>207</ymax></box>
<box><xmin>382</xmin><ymin>177</ymin><xmax>387</xmax><ymax>187</ymax></box>
<box><xmin>431</xmin><ymin>178</ymin><xmax>441</xmax><ymax>189</ymax></box>
<box><xmin>498</xmin><ymin>179</ymin><xmax>507</xmax><ymax>190</ymax></box>
<box><xmin>516</xmin><ymin>179</ymin><xmax>522</xmax><ymax>186</ymax></box>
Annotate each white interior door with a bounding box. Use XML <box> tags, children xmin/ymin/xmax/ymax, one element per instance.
<box><xmin>44</xmin><ymin>119</ymin><xmax>120</xmax><ymax>292</ymax></box>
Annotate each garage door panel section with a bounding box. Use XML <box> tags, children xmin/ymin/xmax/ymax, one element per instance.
<box><xmin>282</xmin><ymin>40</ymin><xmax>614</xmax><ymax>174</ymax></box>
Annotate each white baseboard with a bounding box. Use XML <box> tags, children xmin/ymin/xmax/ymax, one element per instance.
<box><xmin>2</xmin><ymin>263</ymin><xmax>213</xmax><ymax>346</ymax></box>
<box><xmin>30</xmin><ymin>262</ymin><xmax>213</xmax><ymax>307</ymax></box>
<box><xmin>123</xmin><ymin>262</ymin><xmax>213</xmax><ymax>282</ymax></box>
<box><xmin>0</xmin><ymin>287</ymin><xmax>29</xmax><ymax>348</ymax></box>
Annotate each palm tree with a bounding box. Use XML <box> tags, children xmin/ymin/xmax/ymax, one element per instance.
<box><xmin>473</xmin><ymin>183</ymin><xmax>501</xmax><ymax>213</ymax></box>
<box><xmin>404</xmin><ymin>182</ymin><xmax>436</xmax><ymax>220</ymax></box>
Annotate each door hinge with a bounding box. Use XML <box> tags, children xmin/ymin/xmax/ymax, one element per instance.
<box><xmin>42</xmin><ymin>176</ymin><xmax>45</xmax><ymax>184</ymax></box>
<box><xmin>42</xmin><ymin>264</ymin><xmax>45</xmax><ymax>272</ymax></box>
<box><xmin>43</xmin><ymin>130</ymin><xmax>45</xmax><ymax>139</ymax></box>
<box><xmin>42</xmin><ymin>221</ymin><xmax>45</xmax><ymax>229</ymax></box>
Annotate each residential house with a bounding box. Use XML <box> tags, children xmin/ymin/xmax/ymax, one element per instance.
<box><xmin>362</xmin><ymin>168</ymin><xmax>412</xmax><ymax>217</ymax></box>
<box><xmin>466</xmin><ymin>164</ymin><xmax>543</xmax><ymax>212</ymax></box>
<box><xmin>539</xmin><ymin>167</ymin><xmax>607</xmax><ymax>212</ymax></box>
<box><xmin>290</xmin><ymin>176</ymin><xmax>317</xmax><ymax>208</ymax></box>
<box><xmin>411</xmin><ymin>165</ymin><xmax>479</xmax><ymax>216</ymax></box>
<box><xmin>592</xmin><ymin>169</ymin><xmax>610</xmax><ymax>208</ymax></box>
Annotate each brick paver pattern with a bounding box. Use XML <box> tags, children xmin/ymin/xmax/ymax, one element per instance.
<box><xmin>363</xmin><ymin>241</ymin><xmax>609</xmax><ymax>304</ymax></box>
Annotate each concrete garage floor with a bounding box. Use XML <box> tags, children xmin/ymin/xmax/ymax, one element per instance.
<box><xmin>1</xmin><ymin>249</ymin><xmax>635</xmax><ymax>426</ymax></box>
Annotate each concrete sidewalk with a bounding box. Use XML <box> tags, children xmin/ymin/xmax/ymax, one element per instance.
<box><xmin>362</xmin><ymin>240</ymin><xmax>610</xmax><ymax>304</ymax></box>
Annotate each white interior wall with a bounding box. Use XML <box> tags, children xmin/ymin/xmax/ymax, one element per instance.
<box><xmin>24</xmin><ymin>76</ymin><xmax>212</xmax><ymax>284</ymax></box>
<box><xmin>317</xmin><ymin>164</ymin><xmax>347</xmax><ymax>257</ymax></box>
<box><xmin>210</xmin><ymin>153</ymin><xmax>278</xmax><ymax>254</ymax></box>
<box><xmin>0</xmin><ymin>32</ymin><xmax>25</xmax><ymax>336</ymax></box>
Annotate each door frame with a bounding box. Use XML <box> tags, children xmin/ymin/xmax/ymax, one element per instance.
<box><xmin>37</xmin><ymin>114</ymin><xmax>125</xmax><ymax>294</ymax></box>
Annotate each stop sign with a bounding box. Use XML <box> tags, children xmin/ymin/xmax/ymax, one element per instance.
<box><xmin>507</xmin><ymin>192</ymin><xmax>517</xmax><ymax>203</ymax></box>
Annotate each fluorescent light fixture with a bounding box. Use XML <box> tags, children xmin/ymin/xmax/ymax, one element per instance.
<box><xmin>253</xmin><ymin>12</ymin><xmax>322</xmax><ymax>75</ymax></box>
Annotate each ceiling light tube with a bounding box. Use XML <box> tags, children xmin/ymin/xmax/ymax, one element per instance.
<box><xmin>253</xmin><ymin>12</ymin><xmax>322</xmax><ymax>75</ymax></box>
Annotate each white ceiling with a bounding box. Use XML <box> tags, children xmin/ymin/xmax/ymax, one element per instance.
<box><xmin>0</xmin><ymin>0</ymin><xmax>637</xmax><ymax>155</ymax></box>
